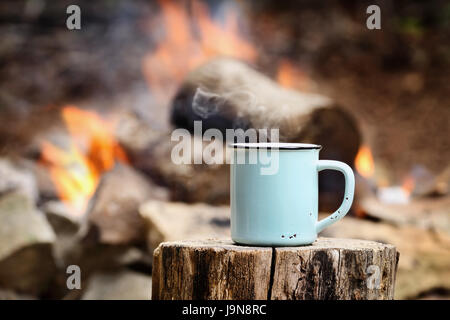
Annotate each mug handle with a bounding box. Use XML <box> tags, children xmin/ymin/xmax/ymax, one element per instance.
<box><xmin>316</xmin><ymin>160</ymin><xmax>355</xmax><ymax>233</ymax></box>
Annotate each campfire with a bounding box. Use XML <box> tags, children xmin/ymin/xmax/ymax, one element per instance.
<box><xmin>0</xmin><ymin>0</ymin><xmax>448</xmax><ymax>301</ymax></box>
<box><xmin>41</xmin><ymin>0</ymin><xmax>315</xmax><ymax>217</ymax></box>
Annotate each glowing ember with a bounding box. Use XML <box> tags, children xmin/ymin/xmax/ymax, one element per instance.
<box><xmin>354</xmin><ymin>145</ymin><xmax>375</xmax><ymax>178</ymax></box>
<box><xmin>41</xmin><ymin>106</ymin><xmax>128</xmax><ymax>216</ymax></box>
<box><xmin>276</xmin><ymin>59</ymin><xmax>308</xmax><ymax>90</ymax></box>
<box><xmin>142</xmin><ymin>0</ymin><xmax>257</xmax><ymax>103</ymax></box>
<box><xmin>402</xmin><ymin>175</ymin><xmax>415</xmax><ymax>195</ymax></box>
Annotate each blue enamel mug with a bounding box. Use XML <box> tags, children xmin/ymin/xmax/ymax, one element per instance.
<box><xmin>229</xmin><ymin>143</ymin><xmax>355</xmax><ymax>246</ymax></box>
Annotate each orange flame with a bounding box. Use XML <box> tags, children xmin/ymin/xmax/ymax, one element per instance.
<box><xmin>41</xmin><ymin>106</ymin><xmax>128</xmax><ymax>216</ymax></box>
<box><xmin>142</xmin><ymin>0</ymin><xmax>257</xmax><ymax>103</ymax></box>
<box><xmin>276</xmin><ymin>59</ymin><xmax>308</xmax><ymax>90</ymax></box>
<box><xmin>355</xmin><ymin>145</ymin><xmax>375</xmax><ymax>178</ymax></box>
<box><xmin>402</xmin><ymin>175</ymin><xmax>415</xmax><ymax>195</ymax></box>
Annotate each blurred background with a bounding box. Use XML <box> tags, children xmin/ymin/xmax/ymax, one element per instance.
<box><xmin>0</xmin><ymin>0</ymin><xmax>449</xmax><ymax>300</ymax></box>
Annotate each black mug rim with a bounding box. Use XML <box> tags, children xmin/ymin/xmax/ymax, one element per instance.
<box><xmin>228</xmin><ymin>142</ymin><xmax>322</xmax><ymax>150</ymax></box>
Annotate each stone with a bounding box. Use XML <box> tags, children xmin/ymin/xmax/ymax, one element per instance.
<box><xmin>0</xmin><ymin>192</ymin><xmax>56</xmax><ymax>295</ymax></box>
<box><xmin>171</xmin><ymin>58</ymin><xmax>360</xmax><ymax>168</ymax></box>
<box><xmin>82</xmin><ymin>271</ymin><xmax>151</xmax><ymax>300</ymax></box>
<box><xmin>0</xmin><ymin>157</ymin><xmax>38</xmax><ymax>202</ymax></box>
<box><xmin>82</xmin><ymin>163</ymin><xmax>169</xmax><ymax>245</ymax></box>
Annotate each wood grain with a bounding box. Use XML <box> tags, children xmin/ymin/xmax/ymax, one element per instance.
<box><xmin>152</xmin><ymin>238</ymin><xmax>398</xmax><ymax>300</ymax></box>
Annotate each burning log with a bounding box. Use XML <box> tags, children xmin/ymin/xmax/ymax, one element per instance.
<box><xmin>82</xmin><ymin>163</ymin><xmax>169</xmax><ymax>245</ymax></box>
<box><xmin>139</xmin><ymin>200</ymin><xmax>230</xmax><ymax>254</ymax></box>
<box><xmin>171</xmin><ymin>58</ymin><xmax>360</xmax><ymax>163</ymax></box>
<box><xmin>0</xmin><ymin>192</ymin><xmax>56</xmax><ymax>295</ymax></box>
<box><xmin>152</xmin><ymin>238</ymin><xmax>398</xmax><ymax>300</ymax></box>
<box><xmin>170</xmin><ymin>58</ymin><xmax>360</xmax><ymax>209</ymax></box>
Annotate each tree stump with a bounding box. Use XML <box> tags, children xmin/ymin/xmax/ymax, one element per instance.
<box><xmin>152</xmin><ymin>238</ymin><xmax>399</xmax><ymax>300</ymax></box>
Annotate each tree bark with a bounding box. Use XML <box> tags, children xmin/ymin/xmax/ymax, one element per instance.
<box><xmin>152</xmin><ymin>238</ymin><xmax>399</xmax><ymax>300</ymax></box>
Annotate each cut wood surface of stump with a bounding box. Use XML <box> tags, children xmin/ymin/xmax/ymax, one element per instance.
<box><xmin>152</xmin><ymin>238</ymin><xmax>399</xmax><ymax>300</ymax></box>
